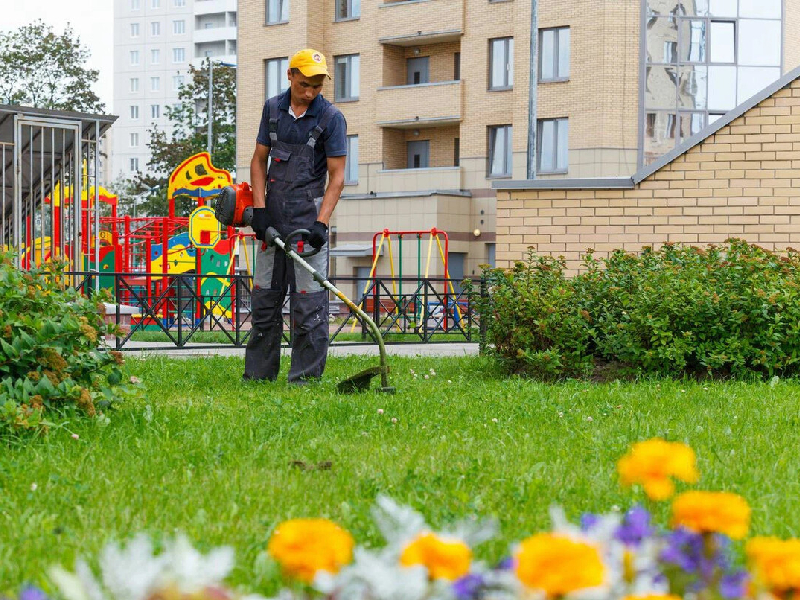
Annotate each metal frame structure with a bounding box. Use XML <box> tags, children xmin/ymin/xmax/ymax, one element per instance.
<box><xmin>0</xmin><ymin>104</ymin><xmax>116</xmax><ymax>285</ymax></box>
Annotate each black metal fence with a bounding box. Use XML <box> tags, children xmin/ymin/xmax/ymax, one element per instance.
<box><xmin>69</xmin><ymin>271</ymin><xmax>480</xmax><ymax>350</ymax></box>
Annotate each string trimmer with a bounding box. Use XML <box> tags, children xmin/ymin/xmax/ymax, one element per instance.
<box><xmin>214</xmin><ymin>184</ymin><xmax>394</xmax><ymax>394</ymax></box>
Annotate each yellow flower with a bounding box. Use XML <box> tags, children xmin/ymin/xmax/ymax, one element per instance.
<box><xmin>747</xmin><ymin>537</ymin><xmax>800</xmax><ymax>592</ymax></box>
<box><xmin>267</xmin><ymin>518</ymin><xmax>354</xmax><ymax>583</ymax></box>
<box><xmin>617</xmin><ymin>438</ymin><xmax>699</xmax><ymax>500</ymax></box>
<box><xmin>671</xmin><ymin>491</ymin><xmax>750</xmax><ymax>539</ymax></box>
<box><xmin>514</xmin><ymin>533</ymin><xmax>605</xmax><ymax>596</ymax></box>
<box><xmin>399</xmin><ymin>532</ymin><xmax>472</xmax><ymax>581</ymax></box>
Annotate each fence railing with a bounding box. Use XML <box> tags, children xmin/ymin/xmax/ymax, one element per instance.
<box><xmin>67</xmin><ymin>271</ymin><xmax>480</xmax><ymax>350</ymax></box>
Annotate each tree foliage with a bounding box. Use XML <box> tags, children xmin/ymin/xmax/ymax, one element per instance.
<box><xmin>0</xmin><ymin>20</ymin><xmax>104</xmax><ymax>113</ymax></box>
<box><xmin>117</xmin><ymin>63</ymin><xmax>237</xmax><ymax>218</ymax></box>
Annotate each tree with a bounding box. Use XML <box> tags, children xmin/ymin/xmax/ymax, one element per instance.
<box><xmin>0</xmin><ymin>20</ymin><xmax>104</xmax><ymax>114</ymax></box>
<box><xmin>129</xmin><ymin>62</ymin><xmax>236</xmax><ymax>217</ymax></box>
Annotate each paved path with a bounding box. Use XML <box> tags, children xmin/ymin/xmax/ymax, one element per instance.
<box><xmin>119</xmin><ymin>341</ymin><xmax>480</xmax><ymax>359</ymax></box>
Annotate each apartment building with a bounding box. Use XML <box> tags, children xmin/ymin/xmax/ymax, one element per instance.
<box><xmin>112</xmin><ymin>0</ymin><xmax>238</xmax><ymax>182</ymax></box>
<box><xmin>235</xmin><ymin>0</ymin><xmax>799</xmax><ymax>286</ymax></box>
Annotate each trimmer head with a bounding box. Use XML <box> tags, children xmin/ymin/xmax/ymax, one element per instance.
<box><xmin>337</xmin><ymin>366</ymin><xmax>395</xmax><ymax>394</ymax></box>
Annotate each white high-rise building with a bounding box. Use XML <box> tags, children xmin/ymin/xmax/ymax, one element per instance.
<box><xmin>112</xmin><ymin>0</ymin><xmax>237</xmax><ymax>182</ymax></box>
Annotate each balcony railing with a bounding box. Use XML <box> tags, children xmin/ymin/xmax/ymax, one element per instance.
<box><xmin>378</xmin><ymin>0</ymin><xmax>464</xmax><ymax>46</ymax></box>
<box><xmin>376</xmin><ymin>80</ymin><xmax>463</xmax><ymax>128</ymax></box>
<box><xmin>194</xmin><ymin>0</ymin><xmax>237</xmax><ymax>16</ymax></box>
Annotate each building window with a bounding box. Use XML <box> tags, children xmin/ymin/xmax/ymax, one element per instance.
<box><xmin>151</xmin><ymin>104</ymin><xmax>160</xmax><ymax>119</ymax></box>
<box><xmin>151</xmin><ymin>21</ymin><xmax>160</xmax><ymax>36</ymax></box>
<box><xmin>336</xmin><ymin>0</ymin><xmax>360</xmax><ymax>20</ymax></box>
<box><xmin>130</xmin><ymin>23</ymin><xmax>140</xmax><ymax>37</ymax></box>
<box><xmin>131</xmin><ymin>0</ymin><xmax>140</xmax><ymax>10</ymax></box>
<box><xmin>173</xmin><ymin>20</ymin><xmax>185</xmax><ymax>34</ymax></box>
<box><xmin>173</xmin><ymin>47</ymin><xmax>185</xmax><ymax>63</ymax></box>
<box><xmin>537</xmin><ymin>118</ymin><xmax>568</xmax><ymax>174</ymax></box>
<box><xmin>173</xmin><ymin>74</ymin><xmax>185</xmax><ymax>89</ymax></box>
<box><xmin>130</xmin><ymin>50</ymin><xmax>140</xmax><ymax>65</ymax></box>
<box><xmin>267</xmin><ymin>0</ymin><xmax>289</xmax><ymax>24</ymax></box>
<box><xmin>489</xmin><ymin>37</ymin><xmax>514</xmax><ymax>89</ymax></box>
<box><xmin>130</xmin><ymin>105</ymin><xmax>139</xmax><ymax>119</ymax></box>
<box><xmin>488</xmin><ymin>125</ymin><xmax>512</xmax><ymax>177</ymax></box>
<box><xmin>454</xmin><ymin>52</ymin><xmax>461</xmax><ymax>80</ymax></box>
<box><xmin>130</xmin><ymin>133</ymin><xmax>139</xmax><ymax>147</ymax></box>
<box><xmin>151</xmin><ymin>49</ymin><xmax>160</xmax><ymax>64</ymax></box>
<box><xmin>334</xmin><ymin>54</ymin><xmax>360</xmax><ymax>101</ymax></box>
<box><xmin>152</xmin><ymin>0</ymin><xmax>160</xmax><ymax>7</ymax></box>
<box><xmin>407</xmin><ymin>140</ymin><xmax>430</xmax><ymax>169</ymax></box>
<box><xmin>454</xmin><ymin>137</ymin><xmax>460</xmax><ymax>167</ymax></box>
<box><xmin>150</xmin><ymin>77</ymin><xmax>160</xmax><ymax>92</ymax></box>
<box><xmin>539</xmin><ymin>27</ymin><xmax>570</xmax><ymax>81</ymax></box>
<box><xmin>130</xmin><ymin>78</ymin><xmax>139</xmax><ymax>92</ymax></box>
<box><xmin>174</xmin><ymin>0</ymin><xmax>185</xmax><ymax>6</ymax></box>
<box><xmin>345</xmin><ymin>135</ymin><xmax>359</xmax><ymax>183</ymax></box>
<box><xmin>130</xmin><ymin>158</ymin><xmax>139</xmax><ymax>171</ymax></box>
<box><xmin>265</xmin><ymin>57</ymin><xmax>289</xmax><ymax>99</ymax></box>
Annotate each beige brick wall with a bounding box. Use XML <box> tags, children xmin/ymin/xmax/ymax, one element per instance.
<box><xmin>496</xmin><ymin>78</ymin><xmax>800</xmax><ymax>273</ymax></box>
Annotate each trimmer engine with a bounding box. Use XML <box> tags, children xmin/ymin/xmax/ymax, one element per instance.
<box><xmin>214</xmin><ymin>182</ymin><xmax>254</xmax><ymax>227</ymax></box>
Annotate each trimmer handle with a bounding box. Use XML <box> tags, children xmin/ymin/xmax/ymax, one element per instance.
<box><xmin>262</xmin><ymin>227</ymin><xmax>320</xmax><ymax>258</ymax></box>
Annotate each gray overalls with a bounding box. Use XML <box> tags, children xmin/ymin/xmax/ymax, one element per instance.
<box><xmin>244</xmin><ymin>98</ymin><xmax>338</xmax><ymax>383</ymax></box>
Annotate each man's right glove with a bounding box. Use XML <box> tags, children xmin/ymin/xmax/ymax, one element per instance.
<box><xmin>251</xmin><ymin>207</ymin><xmax>268</xmax><ymax>242</ymax></box>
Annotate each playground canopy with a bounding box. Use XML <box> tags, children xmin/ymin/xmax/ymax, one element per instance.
<box><xmin>0</xmin><ymin>103</ymin><xmax>116</xmax><ymax>279</ymax></box>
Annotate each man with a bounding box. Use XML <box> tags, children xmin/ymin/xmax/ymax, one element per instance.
<box><xmin>244</xmin><ymin>49</ymin><xmax>347</xmax><ymax>384</ymax></box>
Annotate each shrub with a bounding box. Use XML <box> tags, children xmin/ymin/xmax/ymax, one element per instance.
<box><xmin>0</xmin><ymin>252</ymin><xmax>126</xmax><ymax>432</ymax></box>
<box><xmin>475</xmin><ymin>240</ymin><xmax>800</xmax><ymax>379</ymax></box>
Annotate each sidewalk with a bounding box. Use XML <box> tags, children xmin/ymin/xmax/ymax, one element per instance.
<box><xmin>118</xmin><ymin>341</ymin><xmax>480</xmax><ymax>359</ymax></box>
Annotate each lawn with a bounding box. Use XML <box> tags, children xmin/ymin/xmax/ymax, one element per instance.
<box><xmin>2</xmin><ymin>355</ymin><xmax>800</xmax><ymax>594</ymax></box>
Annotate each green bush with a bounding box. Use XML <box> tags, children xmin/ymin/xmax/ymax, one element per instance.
<box><xmin>0</xmin><ymin>252</ymin><xmax>127</xmax><ymax>432</ymax></box>
<box><xmin>475</xmin><ymin>240</ymin><xmax>800</xmax><ymax>379</ymax></box>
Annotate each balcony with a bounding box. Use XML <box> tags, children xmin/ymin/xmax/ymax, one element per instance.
<box><xmin>373</xmin><ymin>166</ymin><xmax>464</xmax><ymax>194</ymax></box>
<box><xmin>376</xmin><ymin>81</ymin><xmax>463</xmax><ymax>128</ymax></box>
<box><xmin>194</xmin><ymin>0</ymin><xmax>237</xmax><ymax>16</ymax></box>
<box><xmin>378</xmin><ymin>0</ymin><xmax>464</xmax><ymax>46</ymax></box>
<box><xmin>193</xmin><ymin>25</ymin><xmax>237</xmax><ymax>44</ymax></box>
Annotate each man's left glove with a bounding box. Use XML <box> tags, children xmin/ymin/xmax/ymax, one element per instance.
<box><xmin>307</xmin><ymin>220</ymin><xmax>328</xmax><ymax>250</ymax></box>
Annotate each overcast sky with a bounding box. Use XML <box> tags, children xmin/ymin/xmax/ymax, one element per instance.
<box><xmin>0</xmin><ymin>0</ymin><xmax>114</xmax><ymax>111</ymax></box>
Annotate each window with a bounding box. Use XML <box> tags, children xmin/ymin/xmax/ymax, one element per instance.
<box><xmin>151</xmin><ymin>49</ymin><xmax>160</xmax><ymax>64</ymax></box>
<box><xmin>174</xmin><ymin>0</ymin><xmax>185</xmax><ymax>6</ymax></box>
<box><xmin>407</xmin><ymin>57</ymin><xmax>429</xmax><ymax>85</ymax></box>
<box><xmin>173</xmin><ymin>47</ymin><xmax>185</xmax><ymax>63</ymax></box>
<box><xmin>539</xmin><ymin>27</ymin><xmax>570</xmax><ymax>81</ymax></box>
<box><xmin>454</xmin><ymin>52</ymin><xmax>461</xmax><ymax>80</ymax></box>
<box><xmin>489</xmin><ymin>37</ymin><xmax>514</xmax><ymax>89</ymax></box>
<box><xmin>130</xmin><ymin>50</ymin><xmax>140</xmax><ymax>65</ymax></box>
<box><xmin>334</xmin><ymin>54</ymin><xmax>360</xmax><ymax>101</ymax></box>
<box><xmin>130</xmin><ymin>133</ymin><xmax>139</xmax><ymax>147</ymax></box>
<box><xmin>150</xmin><ymin>77</ymin><xmax>160</xmax><ymax>92</ymax></box>
<box><xmin>537</xmin><ymin>118</ymin><xmax>568</xmax><ymax>174</ymax></box>
<box><xmin>152</xmin><ymin>0</ymin><xmax>160</xmax><ymax>7</ymax></box>
<box><xmin>131</xmin><ymin>0</ymin><xmax>140</xmax><ymax>9</ymax></box>
<box><xmin>267</xmin><ymin>0</ymin><xmax>289</xmax><ymax>24</ymax></box>
<box><xmin>454</xmin><ymin>138</ymin><xmax>460</xmax><ymax>167</ymax></box>
<box><xmin>265</xmin><ymin>57</ymin><xmax>289</xmax><ymax>99</ymax></box>
<box><xmin>130</xmin><ymin>78</ymin><xmax>139</xmax><ymax>92</ymax></box>
<box><xmin>151</xmin><ymin>104</ymin><xmax>160</xmax><ymax>119</ymax></box>
<box><xmin>130</xmin><ymin>105</ymin><xmax>139</xmax><ymax>119</ymax></box>
<box><xmin>173</xmin><ymin>20</ymin><xmax>185</xmax><ymax>34</ymax></box>
<box><xmin>130</xmin><ymin>23</ymin><xmax>140</xmax><ymax>37</ymax></box>
<box><xmin>407</xmin><ymin>140</ymin><xmax>430</xmax><ymax>169</ymax></box>
<box><xmin>488</xmin><ymin>125</ymin><xmax>512</xmax><ymax>176</ymax></box>
<box><xmin>151</xmin><ymin>21</ymin><xmax>160</xmax><ymax>36</ymax></box>
<box><xmin>336</xmin><ymin>0</ymin><xmax>360</xmax><ymax>20</ymax></box>
<box><xmin>709</xmin><ymin>21</ymin><xmax>735</xmax><ymax>63</ymax></box>
<box><xmin>173</xmin><ymin>74</ymin><xmax>185</xmax><ymax>89</ymax></box>
<box><xmin>345</xmin><ymin>135</ymin><xmax>359</xmax><ymax>183</ymax></box>
<box><xmin>130</xmin><ymin>158</ymin><xmax>139</xmax><ymax>171</ymax></box>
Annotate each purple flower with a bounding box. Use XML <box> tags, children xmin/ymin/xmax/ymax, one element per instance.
<box><xmin>496</xmin><ymin>556</ymin><xmax>514</xmax><ymax>570</ymax></box>
<box><xmin>452</xmin><ymin>573</ymin><xmax>485</xmax><ymax>599</ymax></box>
<box><xmin>615</xmin><ymin>505</ymin><xmax>653</xmax><ymax>546</ymax></box>
<box><xmin>19</xmin><ymin>588</ymin><xmax>48</xmax><ymax>600</ymax></box>
<box><xmin>581</xmin><ymin>513</ymin><xmax>600</xmax><ymax>532</ymax></box>
<box><xmin>660</xmin><ymin>527</ymin><xmax>704</xmax><ymax>573</ymax></box>
<box><xmin>719</xmin><ymin>571</ymin><xmax>748</xmax><ymax>599</ymax></box>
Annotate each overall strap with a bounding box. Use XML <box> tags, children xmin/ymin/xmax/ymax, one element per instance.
<box><xmin>306</xmin><ymin>104</ymin><xmax>340</xmax><ymax>148</ymax></box>
<box><xmin>268</xmin><ymin>97</ymin><xmax>279</xmax><ymax>144</ymax></box>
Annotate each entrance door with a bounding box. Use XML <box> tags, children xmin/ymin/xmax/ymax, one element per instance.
<box><xmin>407</xmin><ymin>57</ymin><xmax>429</xmax><ymax>85</ymax></box>
<box><xmin>407</xmin><ymin>140</ymin><xmax>430</xmax><ymax>169</ymax></box>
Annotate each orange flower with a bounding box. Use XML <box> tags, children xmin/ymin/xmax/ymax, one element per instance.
<box><xmin>399</xmin><ymin>532</ymin><xmax>471</xmax><ymax>581</ymax></box>
<box><xmin>515</xmin><ymin>533</ymin><xmax>605</xmax><ymax>596</ymax></box>
<box><xmin>267</xmin><ymin>518</ymin><xmax>354</xmax><ymax>583</ymax></box>
<box><xmin>671</xmin><ymin>491</ymin><xmax>750</xmax><ymax>540</ymax></box>
<box><xmin>617</xmin><ymin>438</ymin><xmax>699</xmax><ymax>500</ymax></box>
<box><xmin>747</xmin><ymin>537</ymin><xmax>800</xmax><ymax>592</ymax></box>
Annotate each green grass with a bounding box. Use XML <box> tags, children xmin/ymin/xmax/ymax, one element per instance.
<box><xmin>3</xmin><ymin>356</ymin><xmax>800</xmax><ymax>593</ymax></box>
<box><xmin>127</xmin><ymin>329</ymin><xmax>476</xmax><ymax>344</ymax></box>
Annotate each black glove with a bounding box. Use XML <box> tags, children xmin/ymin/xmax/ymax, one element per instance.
<box><xmin>251</xmin><ymin>207</ymin><xmax>268</xmax><ymax>241</ymax></box>
<box><xmin>307</xmin><ymin>220</ymin><xmax>328</xmax><ymax>250</ymax></box>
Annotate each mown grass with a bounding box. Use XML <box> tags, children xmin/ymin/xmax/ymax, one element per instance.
<box><xmin>2</xmin><ymin>355</ymin><xmax>800</xmax><ymax>594</ymax></box>
<box><xmin>127</xmin><ymin>329</ymin><xmax>475</xmax><ymax>344</ymax></box>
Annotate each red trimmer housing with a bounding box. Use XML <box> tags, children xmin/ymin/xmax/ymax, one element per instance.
<box><xmin>214</xmin><ymin>182</ymin><xmax>254</xmax><ymax>228</ymax></box>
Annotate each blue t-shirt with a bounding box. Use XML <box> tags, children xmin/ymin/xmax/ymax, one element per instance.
<box><xmin>256</xmin><ymin>90</ymin><xmax>348</xmax><ymax>181</ymax></box>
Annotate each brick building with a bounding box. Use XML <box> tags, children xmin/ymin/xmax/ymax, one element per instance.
<box><xmin>235</xmin><ymin>0</ymin><xmax>799</xmax><ymax>290</ymax></box>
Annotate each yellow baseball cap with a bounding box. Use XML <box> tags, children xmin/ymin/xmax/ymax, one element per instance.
<box><xmin>289</xmin><ymin>49</ymin><xmax>331</xmax><ymax>79</ymax></box>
